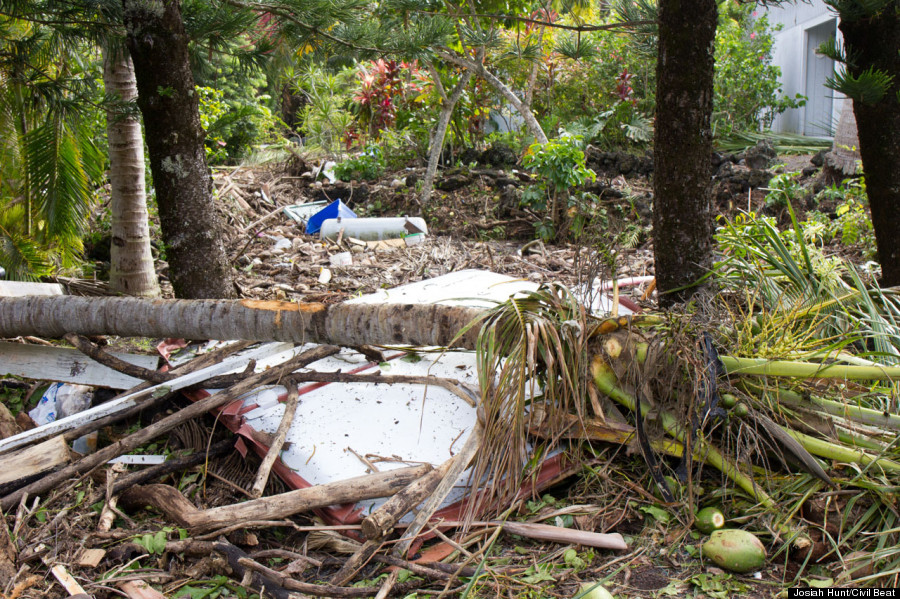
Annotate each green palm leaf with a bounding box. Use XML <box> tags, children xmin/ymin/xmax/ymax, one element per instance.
<box><xmin>24</xmin><ymin>116</ymin><xmax>100</xmax><ymax>261</ymax></box>
<box><xmin>0</xmin><ymin>219</ymin><xmax>51</xmax><ymax>280</ymax></box>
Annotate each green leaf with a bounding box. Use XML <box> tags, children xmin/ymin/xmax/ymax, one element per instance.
<box><xmin>521</xmin><ymin>565</ymin><xmax>555</xmax><ymax>584</ymax></box>
<box><xmin>639</xmin><ymin>505</ymin><xmax>671</xmax><ymax>523</ymax></box>
<box><xmin>151</xmin><ymin>530</ymin><xmax>168</xmax><ymax>554</ymax></box>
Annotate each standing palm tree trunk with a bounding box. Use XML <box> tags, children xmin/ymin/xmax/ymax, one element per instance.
<box><xmin>102</xmin><ymin>43</ymin><xmax>160</xmax><ymax>297</ymax></box>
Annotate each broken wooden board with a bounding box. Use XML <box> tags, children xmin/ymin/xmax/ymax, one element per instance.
<box><xmin>0</xmin><ymin>436</ymin><xmax>71</xmax><ymax>489</ymax></box>
<box><xmin>0</xmin><ymin>280</ymin><xmax>65</xmax><ymax>297</ymax></box>
<box><xmin>0</xmin><ymin>341</ymin><xmax>160</xmax><ymax>389</ymax></box>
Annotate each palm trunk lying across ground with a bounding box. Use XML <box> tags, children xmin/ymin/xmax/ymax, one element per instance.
<box><xmin>0</xmin><ymin>296</ymin><xmax>483</xmax><ymax>349</ymax></box>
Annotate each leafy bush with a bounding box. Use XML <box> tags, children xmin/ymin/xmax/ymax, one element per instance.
<box><xmin>808</xmin><ymin>177</ymin><xmax>876</xmax><ymax>259</ymax></box>
<box><xmin>333</xmin><ymin>147</ymin><xmax>385</xmax><ymax>181</ymax></box>
<box><xmin>197</xmin><ymin>86</ymin><xmax>282</xmax><ymax>164</ymax></box>
<box><xmin>348</xmin><ymin>59</ymin><xmax>429</xmax><ymax>145</ymax></box>
<box><xmin>713</xmin><ymin>6</ymin><xmax>805</xmax><ymax>135</ymax></box>
<box><xmin>521</xmin><ymin>137</ymin><xmax>596</xmax><ymax>240</ymax></box>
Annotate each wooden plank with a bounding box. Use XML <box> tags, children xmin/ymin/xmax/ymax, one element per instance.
<box><xmin>50</xmin><ymin>564</ymin><xmax>86</xmax><ymax>596</ymax></box>
<box><xmin>0</xmin><ymin>342</ymin><xmax>294</xmax><ymax>456</ymax></box>
<box><xmin>0</xmin><ymin>281</ymin><xmax>65</xmax><ymax>297</ymax></box>
<box><xmin>76</xmin><ymin>548</ymin><xmax>106</xmax><ymax>568</ymax></box>
<box><xmin>0</xmin><ymin>436</ymin><xmax>71</xmax><ymax>487</ymax></box>
<box><xmin>119</xmin><ymin>580</ymin><xmax>166</xmax><ymax>599</ymax></box>
<box><xmin>0</xmin><ymin>341</ymin><xmax>160</xmax><ymax>389</ymax></box>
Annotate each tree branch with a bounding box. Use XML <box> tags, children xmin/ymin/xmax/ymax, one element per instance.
<box><xmin>413</xmin><ymin>10</ymin><xmax>654</xmax><ymax>33</ymax></box>
<box><xmin>219</xmin><ymin>0</ymin><xmax>381</xmax><ymax>54</ymax></box>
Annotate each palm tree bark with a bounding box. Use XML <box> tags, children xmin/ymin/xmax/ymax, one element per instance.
<box><xmin>102</xmin><ymin>43</ymin><xmax>160</xmax><ymax>298</ymax></box>
<box><xmin>0</xmin><ymin>296</ymin><xmax>483</xmax><ymax>349</ymax></box>
<box><xmin>122</xmin><ymin>0</ymin><xmax>235</xmax><ymax>299</ymax></box>
<box><xmin>651</xmin><ymin>0</ymin><xmax>716</xmax><ymax>307</ymax></box>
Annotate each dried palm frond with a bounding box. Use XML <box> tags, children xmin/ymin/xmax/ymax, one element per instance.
<box><xmin>466</xmin><ymin>283</ymin><xmax>593</xmax><ymax>517</ymax></box>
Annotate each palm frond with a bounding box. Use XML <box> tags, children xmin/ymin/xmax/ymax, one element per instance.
<box><xmin>468</xmin><ymin>284</ymin><xmax>592</xmax><ymax>515</ymax></box>
<box><xmin>0</xmin><ymin>218</ymin><xmax>51</xmax><ymax>280</ymax></box>
<box><xmin>24</xmin><ymin>116</ymin><xmax>99</xmax><ymax>247</ymax></box>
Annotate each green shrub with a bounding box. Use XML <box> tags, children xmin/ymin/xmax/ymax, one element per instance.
<box><xmin>197</xmin><ymin>86</ymin><xmax>282</xmax><ymax>164</ymax></box>
<box><xmin>521</xmin><ymin>136</ymin><xmax>596</xmax><ymax>240</ymax></box>
<box><xmin>713</xmin><ymin>6</ymin><xmax>805</xmax><ymax>135</ymax></box>
<box><xmin>333</xmin><ymin>147</ymin><xmax>385</xmax><ymax>181</ymax></box>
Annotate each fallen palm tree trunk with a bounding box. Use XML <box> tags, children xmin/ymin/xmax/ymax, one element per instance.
<box><xmin>0</xmin><ymin>296</ymin><xmax>484</xmax><ymax>348</ymax></box>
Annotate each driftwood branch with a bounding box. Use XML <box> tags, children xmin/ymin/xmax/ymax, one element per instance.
<box><xmin>0</xmin><ymin>345</ymin><xmax>339</xmax><ymax>511</ymax></box>
<box><xmin>249</xmin><ymin>377</ymin><xmax>299</xmax><ymax>498</ymax></box>
<box><xmin>497</xmin><ymin>521</ymin><xmax>627</xmax><ymax>550</ymax></box>
<box><xmin>361</xmin><ymin>458</ymin><xmax>455</xmax><ymax>541</ymax></box>
<box><xmin>119</xmin><ymin>465</ymin><xmax>433</xmax><ymax>532</ymax></box>
<box><xmin>212</xmin><ymin>542</ymin><xmax>293</xmax><ymax>599</ymax></box>
<box><xmin>395</xmin><ymin>420</ymin><xmax>483</xmax><ymax>557</ymax></box>
<box><xmin>63</xmin><ymin>333</ymin><xmax>169</xmax><ymax>383</ymax></box>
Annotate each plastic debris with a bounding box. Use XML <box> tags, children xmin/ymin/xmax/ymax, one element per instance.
<box><xmin>305</xmin><ymin>199</ymin><xmax>357</xmax><ymax>235</ymax></box>
<box><xmin>319</xmin><ymin>216</ymin><xmax>428</xmax><ymax>242</ymax></box>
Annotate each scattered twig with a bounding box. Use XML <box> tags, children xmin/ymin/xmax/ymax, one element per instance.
<box><xmin>249</xmin><ymin>377</ymin><xmax>300</xmax><ymax>498</ymax></box>
<box><xmin>330</xmin><ymin>538</ymin><xmax>384</xmax><ymax>586</ymax></box>
<box><xmin>110</xmin><ymin>440</ymin><xmax>234</xmax><ymax>495</ymax></box>
<box><xmin>237</xmin><ymin>556</ymin><xmax>426</xmax><ymax>598</ymax></box>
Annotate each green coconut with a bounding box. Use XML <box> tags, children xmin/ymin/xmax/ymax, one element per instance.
<box><xmin>720</xmin><ymin>393</ymin><xmax>738</xmax><ymax>409</ymax></box>
<box><xmin>702</xmin><ymin>529</ymin><xmax>767</xmax><ymax>573</ymax></box>
<box><xmin>732</xmin><ymin>402</ymin><xmax>750</xmax><ymax>418</ymax></box>
<box><xmin>576</xmin><ymin>582</ymin><xmax>615</xmax><ymax>599</ymax></box>
<box><xmin>695</xmin><ymin>507</ymin><xmax>726</xmax><ymax>534</ymax></box>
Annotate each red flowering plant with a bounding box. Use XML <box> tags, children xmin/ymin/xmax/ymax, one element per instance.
<box><xmin>615</xmin><ymin>67</ymin><xmax>637</xmax><ymax>105</ymax></box>
<box><xmin>348</xmin><ymin>59</ymin><xmax>424</xmax><ymax>145</ymax></box>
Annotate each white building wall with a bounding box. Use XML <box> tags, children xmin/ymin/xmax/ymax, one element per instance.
<box><xmin>759</xmin><ymin>0</ymin><xmax>844</xmax><ymax>136</ymax></box>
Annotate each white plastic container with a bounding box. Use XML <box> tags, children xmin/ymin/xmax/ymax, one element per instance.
<box><xmin>319</xmin><ymin>217</ymin><xmax>428</xmax><ymax>242</ymax></box>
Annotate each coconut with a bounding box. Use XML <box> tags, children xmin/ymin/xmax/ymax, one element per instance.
<box><xmin>576</xmin><ymin>582</ymin><xmax>615</xmax><ymax>599</ymax></box>
<box><xmin>701</xmin><ymin>529</ymin><xmax>766</xmax><ymax>573</ymax></box>
<box><xmin>695</xmin><ymin>507</ymin><xmax>726</xmax><ymax>534</ymax></box>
